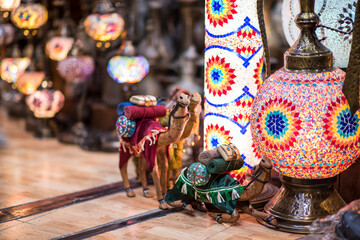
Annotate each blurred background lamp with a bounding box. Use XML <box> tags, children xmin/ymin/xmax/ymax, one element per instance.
<box><xmin>45</xmin><ymin>36</ymin><xmax>74</xmax><ymax>61</ymax></box>
<box><xmin>107</xmin><ymin>56</ymin><xmax>149</xmax><ymax>84</ymax></box>
<box><xmin>11</xmin><ymin>2</ymin><xmax>47</xmax><ymax>33</ymax></box>
<box><xmin>26</xmin><ymin>88</ymin><xmax>64</xmax><ymax>118</ymax></box>
<box><xmin>57</xmin><ymin>55</ymin><xmax>95</xmax><ymax>84</ymax></box>
<box><xmin>0</xmin><ymin>57</ymin><xmax>30</xmax><ymax>83</ymax></box>
<box><xmin>16</xmin><ymin>71</ymin><xmax>44</xmax><ymax>95</ymax></box>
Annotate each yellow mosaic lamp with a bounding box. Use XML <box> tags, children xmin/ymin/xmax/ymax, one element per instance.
<box><xmin>251</xmin><ymin>0</ymin><xmax>360</xmax><ymax>233</ymax></box>
<box><xmin>10</xmin><ymin>0</ymin><xmax>48</xmax><ymax>37</ymax></box>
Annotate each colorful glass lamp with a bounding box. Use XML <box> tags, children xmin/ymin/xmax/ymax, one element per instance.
<box><xmin>45</xmin><ymin>36</ymin><xmax>74</xmax><ymax>62</ymax></box>
<box><xmin>15</xmin><ymin>71</ymin><xmax>44</xmax><ymax>95</ymax></box>
<box><xmin>10</xmin><ymin>0</ymin><xmax>48</xmax><ymax>37</ymax></box>
<box><xmin>251</xmin><ymin>0</ymin><xmax>360</xmax><ymax>233</ymax></box>
<box><xmin>58</xmin><ymin>55</ymin><xmax>95</xmax><ymax>84</ymax></box>
<box><xmin>84</xmin><ymin>0</ymin><xmax>124</xmax><ymax>49</ymax></box>
<box><xmin>26</xmin><ymin>83</ymin><xmax>64</xmax><ymax>138</ymax></box>
<box><xmin>0</xmin><ymin>0</ymin><xmax>20</xmax><ymax>20</ymax></box>
<box><xmin>0</xmin><ymin>57</ymin><xmax>30</xmax><ymax>83</ymax></box>
<box><xmin>107</xmin><ymin>55</ymin><xmax>149</xmax><ymax>84</ymax></box>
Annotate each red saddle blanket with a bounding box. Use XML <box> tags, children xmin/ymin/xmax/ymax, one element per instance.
<box><xmin>119</xmin><ymin>118</ymin><xmax>167</xmax><ymax>172</ymax></box>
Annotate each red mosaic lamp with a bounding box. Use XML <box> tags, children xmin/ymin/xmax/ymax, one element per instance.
<box><xmin>251</xmin><ymin>0</ymin><xmax>360</xmax><ymax>233</ymax></box>
<box><xmin>84</xmin><ymin>0</ymin><xmax>124</xmax><ymax>49</ymax></box>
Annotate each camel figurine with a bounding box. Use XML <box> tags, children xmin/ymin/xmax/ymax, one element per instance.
<box><xmin>157</xmin><ymin>90</ymin><xmax>201</xmax><ymax>195</ymax></box>
<box><xmin>119</xmin><ymin>92</ymin><xmax>201</xmax><ymax>209</ymax></box>
<box><xmin>165</xmin><ymin>157</ymin><xmax>277</xmax><ymax>226</ymax></box>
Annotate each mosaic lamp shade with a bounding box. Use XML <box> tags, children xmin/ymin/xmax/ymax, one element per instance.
<box><xmin>0</xmin><ymin>24</ymin><xmax>15</xmax><ymax>46</ymax></box>
<box><xmin>45</xmin><ymin>37</ymin><xmax>74</xmax><ymax>61</ymax></box>
<box><xmin>57</xmin><ymin>56</ymin><xmax>95</xmax><ymax>84</ymax></box>
<box><xmin>107</xmin><ymin>56</ymin><xmax>150</xmax><ymax>84</ymax></box>
<box><xmin>204</xmin><ymin>0</ymin><xmax>267</xmax><ymax>184</ymax></box>
<box><xmin>84</xmin><ymin>13</ymin><xmax>124</xmax><ymax>46</ymax></box>
<box><xmin>26</xmin><ymin>88</ymin><xmax>65</xmax><ymax>118</ymax></box>
<box><xmin>0</xmin><ymin>57</ymin><xmax>30</xmax><ymax>83</ymax></box>
<box><xmin>11</xmin><ymin>2</ymin><xmax>47</xmax><ymax>30</ymax></box>
<box><xmin>15</xmin><ymin>71</ymin><xmax>44</xmax><ymax>95</ymax></box>
<box><xmin>282</xmin><ymin>0</ymin><xmax>356</xmax><ymax>68</ymax></box>
<box><xmin>251</xmin><ymin>69</ymin><xmax>360</xmax><ymax>179</ymax></box>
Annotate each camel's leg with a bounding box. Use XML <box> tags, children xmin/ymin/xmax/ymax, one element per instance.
<box><xmin>208</xmin><ymin>210</ymin><xmax>240</xmax><ymax>224</ymax></box>
<box><xmin>157</xmin><ymin>147</ymin><xmax>168</xmax><ymax>196</ymax></box>
<box><xmin>151</xmin><ymin>161</ymin><xmax>169</xmax><ymax>209</ymax></box>
<box><xmin>167</xmin><ymin>201</ymin><xmax>194</xmax><ymax>212</ymax></box>
<box><xmin>239</xmin><ymin>205</ymin><xmax>278</xmax><ymax>227</ymax></box>
<box><xmin>120</xmin><ymin>161</ymin><xmax>135</xmax><ymax>197</ymax></box>
<box><xmin>138</xmin><ymin>155</ymin><xmax>153</xmax><ymax>198</ymax></box>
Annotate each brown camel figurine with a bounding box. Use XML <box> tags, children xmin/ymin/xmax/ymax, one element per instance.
<box><xmin>119</xmin><ymin>93</ymin><xmax>196</xmax><ymax>209</ymax></box>
<box><xmin>165</xmin><ymin>157</ymin><xmax>277</xmax><ymax>226</ymax></box>
<box><xmin>157</xmin><ymin>91</ymin><xmax>202</xmax><ymax>195</ymax></box>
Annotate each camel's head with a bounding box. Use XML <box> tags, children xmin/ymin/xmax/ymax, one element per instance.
<box><xmin>260</xmin><ymin>156</ymin><xmax>272</xmax><ymax>173</ymax></box>
<box><xmin>247</xmin><ymin>156</ymin><xmax>272</xmax><ymax>181</ymax></box>
<box><xmin>177</xmin><ymin>93</ymin><xmax>191</xmax><ymax>107</ymax></box>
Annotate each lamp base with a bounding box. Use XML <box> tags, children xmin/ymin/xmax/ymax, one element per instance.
<box><xmin>34</xmin><ymin>119</ymin><xmax>55</xmax><ymax>139</ymax></box>
<box><xmin>258</xmin><ymin>175</ymin><xmax>346</xmax><ymax>234</ymax></box>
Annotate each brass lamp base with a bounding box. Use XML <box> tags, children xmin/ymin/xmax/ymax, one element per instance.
<box><xmin>258</xmin><ymin>175</ymin><xmax>346</xmax><ymax>234</ymax></box>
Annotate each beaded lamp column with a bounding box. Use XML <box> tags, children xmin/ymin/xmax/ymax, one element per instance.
<box><xmin>204</xmin><ymin>0</ymin><xmax>269</xmax><ymax>183</ymax></box>
<box><xmin>251</xmin><ymin>0</ymin><xmax>360</xmax><ymax>233</ymax></box>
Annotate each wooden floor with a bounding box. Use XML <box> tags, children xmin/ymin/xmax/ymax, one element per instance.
<box><xmin>0</xmin><ymin>108</ymin><xmax>301</xmax><ymax>239</ymax></box>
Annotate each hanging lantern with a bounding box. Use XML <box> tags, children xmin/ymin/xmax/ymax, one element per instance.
<box><xmin>107</xmin><ymin>56</ymin><xmax>149</xmax><ymax>84</ymax></box>
<box><xmin>26</xmin><ymin>88</ymin><xmax>64</xmax><ymax>118</ymax></box>
<box><xmin>0</xmin><ymin>0</ymin><xmax>20</xmax><ymax>20</ymax></box>
<box><xmin>57</xmin><ymin>56</ymin><xmax>95</xmax><ymax>84</ymax></box>
<box><xmin>16</xmin><ymin>71</ymin><xmax>44</xmax><ymax>95</ymax></box>
<box><xmin>251</xmin><ymin>0</ymin><xmax>360</xmax><ymax>233</ymax></box>
<box><xmin>45</xmin><ymin>37</ymin><xmax>74</xmax><ymax>61</ymax></box>
<box><xmin>0</xmin><ymin>24</ymin><xmax>15</xmax><ymax>46</ymax></box>
<box><xmin>11</xmin><ymin>2</ymin><xmax>48</xmax><ymax>36</ymax></box>
<box><xmin>0</xmin><ymin>57</ymin><xmax>30</xmax><ymax>83</ymax></box>
<box><xmin>84</xmin><ymin>0</ymin><xmax>124</xmax><ymax>49</ymax></box>
<box><xmin>282</xmin><ymin>0</ymin><xmax>356</xmax><ymax>68</ymax></box>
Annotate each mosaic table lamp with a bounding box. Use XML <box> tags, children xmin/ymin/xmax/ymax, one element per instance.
<box><xmin>204</xmin><ymin>0</ymin><xmax>269</xmax><ymax>184</ymax></box>
<box><xmin>45</xmin><ymin>37</ymin><xmax>74</xmax><ymax>62</ymax></box>
<box><xmin>84</xmin><ymin>0</ymin><xmax>124</xmax><ymax>49</ymax></box>
<box><xmin>0</xmin><ymin>57</ymin><xmax>30</xmax><ymax>83</ymax></box>
<box><xmin>10</xmin><ymin>0</ymin><xmax>47</xmax><ymax>37</ymax></box>
<box><xmin>251</xmin><ymin>0</ymin><xmax>360</xmax><ymax>233</ymax></box>
<box><xmin>282</xmin><ymin>0</ymin><xmax>356</xmax><ymax>68</ymax></box>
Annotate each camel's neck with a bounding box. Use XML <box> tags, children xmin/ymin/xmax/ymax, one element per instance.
<box><xmin>157</xmin><ymin>104</ymin><xmax>190</xmax><ymax>147</ymax></box>
<box><xmin>238</xmin><ymin>169</ymin><xmax>270</xmax><ymax>201</ymax></box>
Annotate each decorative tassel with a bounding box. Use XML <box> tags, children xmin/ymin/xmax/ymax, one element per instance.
<box><xmin>181</xmin><ymin>183</ymin><xmax>187</xmax><ymax>194</ymax></box>
<box><xmin>232</xmin><ymin>189</ymin><xmax>239</xmax><ymax>200</ymax></box>
<box><xmin>206</xmin><ymin>193</ymin><xmax>212</xmax><ymax>203</ymax></box>
<box><xmin>195</xmin><ymin>191</ymin><xmax>198</xmax><ymax>199</ymax></box>
<box><xmin>217</xmin><ymin>192</ymin><xmax>225</xmax><ymax>203</ymax></box>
